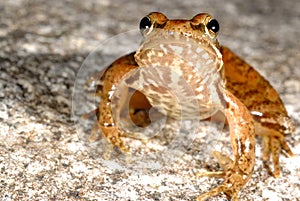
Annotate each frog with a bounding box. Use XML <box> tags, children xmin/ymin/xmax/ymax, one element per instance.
<box><xmin>86</xmin><ymin>12</ymin><xmax>295</xmax><ymax>200</ymax></box>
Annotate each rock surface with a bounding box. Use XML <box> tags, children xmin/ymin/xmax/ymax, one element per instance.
<box><xmin>0</xmin><ymin>0</ymin><xmax>299</xmax><ymax>200</ymax></box>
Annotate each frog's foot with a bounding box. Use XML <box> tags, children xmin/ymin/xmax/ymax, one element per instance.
<box><xmin>85</xmin><ymin>115</ymin><xmax>150</xmax><ymax>162</ymax></box>
<box><xmin>253</xmin><ymin>113</ymin><xmax>295</xmax><ymax>177</ymax></box>
<box><xmin>100</xmin><ymin>126</ymin><xmax>132</xmax><ymax>162</ymax></box>
<box><xmin>197</xmin><ymin>151</ymin><xmax>231</xmax><ymax>176</ymax></box>
<box><xmin>197</xmin><ymin>183</ymin><xmax>239</xmax><ymax>201</ymax></box>
<box><xmin>130</xmin><ymin>109</ymin><xmax>152</xmax><ymax>127</ymax></box>
<box><xmin>197</xmin><ymin>169</ymin><xmax>245</xmax><ymax>201</ymax></box>
<box><xmin>261</xmin><ymin>134</ymin><xmax>294</xmax><ymax>177</ymax></box>
<box><xmin>100</xmin><ymin>125</ymin><xmax>155</xmax><ymax>162</ymax></box>
<box><xmin>102</xmin><ymin>141</ymin><xmax>132</xmax><ymax>163</ymax></box>
<box><xmin>197</xmin><ymin>151</ymin><xmax>249</xmax><ymax>201</ymax></box>
<box><xmin>88</xmin><ymin>121</ymin><xmax>102</xmax><ymax>142</ymax></box>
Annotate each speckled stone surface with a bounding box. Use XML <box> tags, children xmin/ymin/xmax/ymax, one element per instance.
<box><xmin>0</xmin><ymin>0</ymin><xmax>299</xmax><ymax>200</ymax></box>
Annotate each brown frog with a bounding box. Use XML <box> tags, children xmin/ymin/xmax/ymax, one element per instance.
<box><xmin>86</xmin><ymin>12</ymin><xmax>295</xmax><ymax>200</ymax></box>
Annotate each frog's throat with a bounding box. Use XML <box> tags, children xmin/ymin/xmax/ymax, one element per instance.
<box><xmin>135</xmin><ymin>29</ymin><xmax>223</xmax><ymax>74</ymax></box>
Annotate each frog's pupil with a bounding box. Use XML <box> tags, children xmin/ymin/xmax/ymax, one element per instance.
<box><xmin>207</xmin><ymin>19</ymin><xmax>219</xmax><ymax>33</ymax></box>
<box><xmin>140</xmin><ymin>16</ymin><xmax>152</xmax><ymax>31</ymax></box>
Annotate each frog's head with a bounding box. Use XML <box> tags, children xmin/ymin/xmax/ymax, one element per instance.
<box><xmin>134</xmin><ymin>12</ymin><xmax>223</xmax><ymax>76</ymax></box>
<box><xmin>127</xmin><ymin>12</ymin><xmax>224</xmax><ymax>119</ymax></box>
<box><xmin>138</xmin><ymin>12</ymin><xmax>220</xmax><ymax>46</ymax></box>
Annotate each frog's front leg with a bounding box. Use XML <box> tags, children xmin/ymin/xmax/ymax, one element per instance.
<box><xmin>98</xmin><ymin>95</ymin><xmax>130</xmax><ymax>159</ymax></box>
<box><xmin>91</xmin><ymin>53</ymin><xmax>142</xmax><ymax>159</ymax></box>
<box><xmin>197</xmin><ymin>90</ymin><xmax>255</xmax><ymax>201</ymax></box>
<box><xmin>90</xmin><ymin>52</ymin><xmax>157</xmax><ymax>160</ymax></box>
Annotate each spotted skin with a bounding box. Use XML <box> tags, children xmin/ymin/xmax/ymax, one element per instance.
<box><xmin>87</xmin><ymin>12</ymin><xmax>295</xmax><ymax>200</ymax></box>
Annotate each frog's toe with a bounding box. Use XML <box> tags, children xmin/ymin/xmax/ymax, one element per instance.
<box><xmin>262</xmin><ymin>134</ymin><xmax>294</xmax><ymax>177</ymax></box>
<box><xmin>197</xmin><ymin>170</ymin><xmax>225</xmax><ymax>178</ymax></box>
<box><xmin>88</xmin><ymin>121</ymin><xmax>102</xmax><ymax>142</ymax></box>
<box><xmin>262</xmin><ymin>135</ymin><xmax>280</xmax><ymax>177</ymax></box>
<box><xmin>277</xmin><ymin>135</ymin><xmax>294</xmax><ymax>157</ymax></box>
<box><xmin>197</xmin><ymin>184</ymin><xmax>238</xmax><ymax>201</ymax></box>
<box><xmin>197</xmin><ymin>151</ymin><xmax>234</xmax><ymax>178</ymax></box>
<box><xmin>102</xmin><ymin>143</ymin><xmax>113</xmax><ymax>160</ymax></box>
<box><xmin>197</xmin><ymin>159</ymin><xmax>251</xmax><ymax>201</ymax></box>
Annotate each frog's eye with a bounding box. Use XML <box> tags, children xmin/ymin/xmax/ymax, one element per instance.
<box><xmin>207</xmin><ymin>19</ymin><xmax>219</xmax><ymax>34</ymax></box>
<box><xmin>139</xmin><ymin>16</ymin><xmax>152</xmax><ymax>33</ymax></box>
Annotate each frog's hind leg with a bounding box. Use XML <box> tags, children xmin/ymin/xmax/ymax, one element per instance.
<box><xmin>221</xmin><ymin>46</ymin><xmax>295</xmax><ymax>177</ymax></box>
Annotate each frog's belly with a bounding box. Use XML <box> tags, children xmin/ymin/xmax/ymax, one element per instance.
<box><xmin>122</xmin><ymin>63</ymin><xmax>223</xmax><ymax>120</ymax></box>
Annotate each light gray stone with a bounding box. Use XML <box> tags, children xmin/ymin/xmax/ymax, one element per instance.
<box><xmin>0</xmin><ymin>0</ymin><xmax>299</xmax><ymax>200</ymax></box>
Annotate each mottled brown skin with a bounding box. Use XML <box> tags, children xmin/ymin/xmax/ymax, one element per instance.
<box><xmin>221</xmin><ymin>46</ymin><xmax>295</xmax><ymax>177</ymax></box>
<box><xmin>87</xmin><ymin>12</ymin><xmax>295</xmax><ymax>200</ymax></box>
